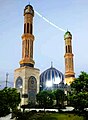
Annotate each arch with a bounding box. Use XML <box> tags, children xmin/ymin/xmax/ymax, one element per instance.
<box><xmin>28</xmin><ymin>76</ymin><xmax>37</xmax><ymax>104</ymax></box>
<box><xmin>16</xmin><ymin>76</ymin><xmax>23</xmax><ymax>88</ymax></box>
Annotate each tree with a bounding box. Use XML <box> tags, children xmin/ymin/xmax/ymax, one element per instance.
<box><xmin>36</xmin><ymin>90</ymin><xmax>54</xmax><ymax>109</ymax></box>
<box><xmin>7</xmin><ymin>88</ymin><xmax>21</xmax><ymax>112</ymax></box>
<box><xmin>54</xmin><ymin>89</ymin><xmax>66</xmax><ymax>108</ymax></box>
<box><xmin>0</xmin><ymin>89</ymin><xmax>10</xmax><ymax>117</ymax></box>
<box><xmin>0</xmin><ymin>87</ymin><xmax>21</xmax><ymax>117</ymax></box>
<box><xmin>68</xmin><ymin>72</ymin><xmax>88</xmax><ymax>111</ymax></box>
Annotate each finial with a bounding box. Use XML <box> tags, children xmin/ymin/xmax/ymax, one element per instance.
<box><xmin>51</xmin><ymin>61</ymin><xmax>53</xmax><ymax>68</ymax></box>
<box><xmin>28</xmin><ymin>0</ymin><xmax>30</xmax><ymax>5</ymax></box>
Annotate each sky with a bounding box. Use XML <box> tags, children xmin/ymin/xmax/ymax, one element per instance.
<box><xmin>0</xmin><ymin>0</ymin><xmax>88</xmax><ymax>88</ymax></box>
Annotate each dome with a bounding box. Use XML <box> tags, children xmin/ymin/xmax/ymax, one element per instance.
<box><xmin>40</xmin><ymin>65</ymin><xmax>64</xmax><ymax>91</ymax></box>
<box><xmin>64</xmin><ymin>31</ymin><xmax>72</xmax><ymax>39</ymax></box>
<box><xmin>25</xmin><ymin>3</ymin><xmax>33</xmax><ymax>10</ymax></box>
<box><xmin>24</xmin><ymin>3</ymin><xmax>34</xmax><ymax>16</ymax></box>
<box><xmin>25</xmin><ymin>2</ymin><xmax>33</xmax><ymax>9</ymax></box>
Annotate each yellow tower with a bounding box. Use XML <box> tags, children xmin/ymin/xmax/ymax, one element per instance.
<box><xmin>64</xmin><ymin>31</ymin><xmax>75</xmax><ymax>85</ymax></box>
<box><xmin>20</xmin><ymin>4</ymin><xmax>35</xmax><ymax>67</ymax></box>
<box><xmin>14</xmin><ymin>4</ymin><xmax>40</xmax><ymax>106</ymax></box>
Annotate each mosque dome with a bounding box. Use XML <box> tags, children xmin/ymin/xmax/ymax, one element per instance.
<box><xmin>40</xmin><ymin>65</ymin><xmax>64</xmax><ymax>91</ymax></box>
<box><xmin>24</xmin><ymin>3</ymin><xmax>34</xmax><ymax>16</ymax></box>
<box><xmin>64</xmin><ymin>31</ymin><xmax>72</xmax><ymax>39</ymax></box>
<box><xmin>25</xmin><ymin>4</ymin><xmax>33</xmax><ymax>9</ymax></box>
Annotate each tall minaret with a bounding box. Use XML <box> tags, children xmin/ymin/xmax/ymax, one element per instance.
<box><xmin>14</xmin><ymin>4</ymin><xmax>40</xmax><ymax>106</ymax></box>
<box><xmin>19</xmin><ymin>4</ymin><xmax>35</xmax><ymax>67</ymax></box>
<box><xmin>64</xmin><ymin>31</ymin><xmax>75</xmax><ymax>85</ymax></box>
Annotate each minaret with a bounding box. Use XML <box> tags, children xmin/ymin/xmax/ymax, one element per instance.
<box><xmin>14</xmin><ymin>4</ymin><xmax>40</xmax><ymax>106</ymax></box>
<box><xmin>64</xmin><ymin>31</ymin><xmax>75</xmax><ymax>85</ymax></box>
<box><xmin>19</xmin><ymin>4</ymin><xmax>35</xmax><ymax>67</ymax></box>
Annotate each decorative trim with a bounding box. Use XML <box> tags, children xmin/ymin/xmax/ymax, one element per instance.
<box><xmin>65</xmin><ymin>74</ymin><xmax>75</xmax><ymax>78</ymax></box>
<box><xmin>22</xmin><ymin>94</ymin><xmax>28</xmax><ymax>98</ymax></box>
<box><xmin>20</xmin><ymin>63</ymin><xmax>34</xmax><ymax>67</ymax></box>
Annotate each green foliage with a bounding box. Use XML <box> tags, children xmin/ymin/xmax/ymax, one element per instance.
<box><xmin>36</xmin><ymin>90</ymin><xmax>54</xmax><ymax>108</ymax></box>
<box><xmin>68</xmin><ymin>72</ymin><xmax>88</xmax><ymax>111</ymax></box>
<box><xmin>0</xmin><ymin>87</ymin><xmax>21</xmax><ymax>117</ymax></box>
<box><xmin>71</xmin><ymin>72</ymin><xmax>88</xmax><ymax>92</ymax></box>
<box><xmin>16</xmin><ymin>112</ymin><xmax>84</xmax><ymax>120</ymax></box>
<box><xmin>54</xmin><ymin>89</ymin><xmax>66</xmax><ymax>107</ymax></box>
<box><xmin>36</xmin><ymin>89</ymin><xmax>66</xmax><ymax>109</ymax></box>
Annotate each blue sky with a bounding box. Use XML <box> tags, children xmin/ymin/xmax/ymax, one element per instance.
<box><xmin>0</xmin><ymin>0</ymin><xmax>88</xmax><ymax>88</ymax></box>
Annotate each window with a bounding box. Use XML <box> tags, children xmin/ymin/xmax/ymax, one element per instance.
<box><xmin>68</xmin><ymin>45</ymin><xmax>70</xmax><ymax>53</ymax></box>
<box><xmin>30</xmin><ymin>24</ymin><xmax>32</xmax><ymax>34</ymax></box>
<box><xmin>66</xmin><ymin>46</ymin><xmax>67</xmax><ymax>53</ymax></box>
<box><xmin>24</xmin><ymin>23</ymin><xmax>26</xmax><ymax>33</ymax></box>
<box><xmin>16</xmin><ymin>77</ymin><xmax>23</xmax><ymax>88</ymax></box>
<box><xmin>27</xmin><ymin>23</ymin><xmax>29</xmax><ymax>33</ymax></box>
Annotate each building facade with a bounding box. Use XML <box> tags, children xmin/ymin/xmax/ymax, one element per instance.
<box><xmin>14</xmin><ymin>4</ymin><xmax>75</xmax><ymax>106</ymax></box>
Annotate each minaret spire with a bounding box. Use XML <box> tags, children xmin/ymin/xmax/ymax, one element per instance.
<box><xmin>14</xmin><ymin>4</ymin><xmax>40</xmax><ymax>106</ymax></box>
<box><xmin>28</xmin><ymin>0</ymin><xmax>30</xmax><ymax>5</ymax></box>
<box><xmin>51</xmin><ymin>61</ymin><xmax>53</xmax><ymax>68</ymax></box>
<box><xmin>19</xmin><ymin>3</ymin><xmax>35</xmax><ymax>67</ymax></box>
<box><xmin>64</xmin><ymin>31</ymin><xmax>75</xmax><ymax>84</ymax></box>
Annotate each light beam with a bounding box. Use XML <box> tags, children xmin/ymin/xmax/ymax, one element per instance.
<box><xmin>34</xmin><ymin>10</ymin><xmax>66</xmax><ymax>32</ymax></box>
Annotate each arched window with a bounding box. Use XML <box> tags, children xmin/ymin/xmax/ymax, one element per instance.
<box><xmin>27</xmin><ymin>23</ymin><xmax>29</xmax><ymax>33</ymax></box>
<box><xmin>16</xmin><ymin>77</ymin><xmax>23</xmax><ymax>88</ymax></box>
<box><xmin>28</xmin><ymin>76</ymin><xmax>37</xmax><ymax>90</ymax></box>
<box><xmin>24</xmin><ymin>23</ymin><xmax>26</xmax><ymax>33</ymax></box>
<box><xmin>30</xmin><ymin>24</ymin><xmax>32</xmax><ymax>34</ymax></box>
<box><xmin>28</xmin><ymin>76</ymin><xmax>37</xmax><ymax>104</ymax></box>
<box><xmin>66</xmin><ymin>46</ymin><xmax>67</xmax><ymax>53</ymax></box>
<box><xmin>68</xmin><ymin>45</ymin><xmax>70</xmax><ymax>53</ymax></box>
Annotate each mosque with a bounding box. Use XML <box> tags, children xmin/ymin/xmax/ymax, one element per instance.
<box><xmin>14</xmin><ymin>4</ymin><xmax>75</xmax><ymax>105</ymax></box>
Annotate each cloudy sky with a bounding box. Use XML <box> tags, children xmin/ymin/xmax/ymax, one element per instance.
<box><xmin>0</xmin><ymin>0</ymin><xmax>88</xmax><ymax>88</ymax></box>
